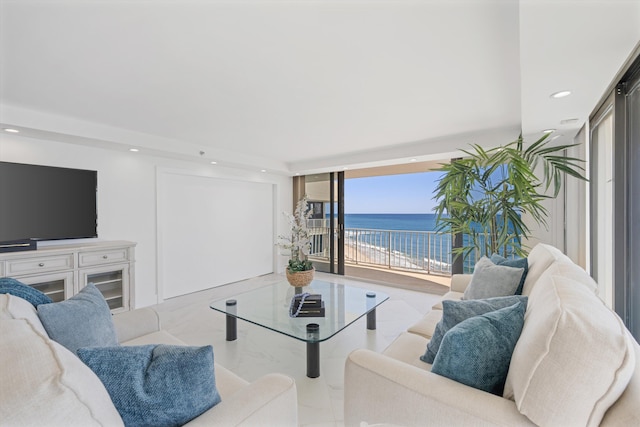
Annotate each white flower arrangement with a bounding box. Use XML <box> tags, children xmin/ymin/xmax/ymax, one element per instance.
<box><xmin>277</xmin><ymin>195</ymin><xmax>313</xmax><ymax>272</ymax></box>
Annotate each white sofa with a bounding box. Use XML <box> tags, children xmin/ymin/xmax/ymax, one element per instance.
<box><xmin>0</xmin><ymin>294</ymin><xmax>298</xmax><ymax>426</ymax></box>
<box><xmin>345</xmin><ymin>244</ymin><xmax>640</xmax><ymax>427</ymax></box>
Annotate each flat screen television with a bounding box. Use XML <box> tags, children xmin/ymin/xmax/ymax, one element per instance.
<box><xmin>0</xmin><ymin>161</ymin><xmax>98</xmax><ymax>244</ymax></box>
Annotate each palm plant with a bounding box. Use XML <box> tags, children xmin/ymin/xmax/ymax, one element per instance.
<box><xmin>433</xmin><ymin>133</ymin><xmax>586</xmax><ymax>260</ymax></box>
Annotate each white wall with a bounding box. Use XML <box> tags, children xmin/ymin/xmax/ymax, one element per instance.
<box><xmin>0</xmin><ymin>134</ymin><xmax>292</xmax><ymax>308</ymax></box>
<box><xmin>522</xmin><ymin>136</ymin><xmax>589</xmax><ymax>262</ymax></box>
<box><xmin>157</xmin><ymin>169</ymin><xmax>275</xmax><ymax>299</ymax></box>
<box><xmin>522</xmin><ymin>168</ymin><xmax>565</xmax><ymax>253</ymax></box>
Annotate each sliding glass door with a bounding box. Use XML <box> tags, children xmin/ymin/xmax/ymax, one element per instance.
<box><xmin>590</xmin><ymin>104</ymin><xmax>615</xmax><ymax>307</ymax></box>
<box><xmin>626</xmin><ymin>71</ymin><xmax>640</xmax><ymax>338</ymax></box>
<box><xmin>302</xmin><ymin>172</ymin><xmax>345</xmax><ymax>274</ymax></box>
<box><xmin>590</xmin><ymin>51</ymin><xmax>640</xmax><ymax>339</ymax></box>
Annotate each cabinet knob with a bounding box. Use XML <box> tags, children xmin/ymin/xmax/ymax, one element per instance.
<box><xmin>38</xmin><ymin>263</ymin><xmax>44</xmax><ymax>267</ymax></box>
<box><xmin>103</xmin><ymin>255</ymin><xmax>108</xmax><ymax>259</ymax></box>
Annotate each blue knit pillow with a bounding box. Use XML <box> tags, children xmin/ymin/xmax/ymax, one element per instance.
<box><xmin>77</xmin><ymin>344</ymin><xmax>221</xmax><ymax>427</ymax></box>
<box><xmin>431</xmin><ymin>301</ymin><xmax>526</xmax><ymax>396</ymax></box>
<box><xmin>0</xmin><ymin>277</ymin><xmax>53</xmax><ymax>307</ymax></box>
<box><xmin>490</xmin><ymin>254</ymin><xmax>529</xmax><ymax>295</ymax></box>
<box><xmin>421</xmin><ymin>295</ymin><xmax>528</xmax><ymax>364</ymax></box>
<box><xmin>37</xmin><ymin>284</ymin><xmax>118</xmax><ymax>354</ymax></box>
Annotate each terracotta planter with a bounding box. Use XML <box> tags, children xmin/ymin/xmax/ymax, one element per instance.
<box><xmin>286</xmin><ymin>267</ymin><xmax>315</xmax><ymax>287</ymax></box>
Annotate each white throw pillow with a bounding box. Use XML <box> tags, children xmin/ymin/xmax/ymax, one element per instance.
<box><xmin>0</xmin><ymin>293</ymin><xmax>48</xmax><ymax>336</ymax></box>
<box><xmin>0</xmin><ymin>318</ymin><xmax>124</xmax><ymax>426</ymax></box>
<box><xmin>503</xmin><ymin>272</ymin><xmax>635</xmax><ymax>427</ymax></box>
<box><xmin>521</xmin><ymin>243</ymin><xmax>571</xmax><ymax>295</ymax></box>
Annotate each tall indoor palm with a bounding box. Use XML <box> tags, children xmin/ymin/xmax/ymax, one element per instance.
<box><xmin>433</xmin><ymin>133</ymin><xmax>586</xmax><ymax>260</ymax></box>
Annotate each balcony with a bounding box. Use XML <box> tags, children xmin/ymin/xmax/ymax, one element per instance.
<box><xmin>307</xmin><ymin>221</ymin><xmax>471</xmax><ymax>293</ymax></box>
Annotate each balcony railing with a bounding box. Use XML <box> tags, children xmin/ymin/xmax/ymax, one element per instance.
<box><xmin>307</xmin><ymin>220</ymin><xmax>515</xmax><ymax>276</ymax></box>
<box><xmin>308</xmin><ymin>226</ymin><xmax>478</xmax><ymax>276</ymax></box>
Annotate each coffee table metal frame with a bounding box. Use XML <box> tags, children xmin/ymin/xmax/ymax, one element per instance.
<box><xmin>210</xmin><ymin>280</ymin><xmax>389</xmax><ymax>378</ymax></box>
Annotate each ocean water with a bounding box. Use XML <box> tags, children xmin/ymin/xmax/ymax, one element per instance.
<box><xmin>343</xmin><ymin>213</ymin><xmax>439</xmax><ymax>232</ymax></box>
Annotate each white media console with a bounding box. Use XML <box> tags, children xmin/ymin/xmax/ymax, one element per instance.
<box><xmin>0</xmin><ymin>240</ymin><xmax>136</xmax><ymax>313</ymax></box>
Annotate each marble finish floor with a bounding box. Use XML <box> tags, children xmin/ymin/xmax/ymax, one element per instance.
<box><xmin>150</xmin><ymin>272</ymin><xmax>443</xmax><ymax>426</ymax></box>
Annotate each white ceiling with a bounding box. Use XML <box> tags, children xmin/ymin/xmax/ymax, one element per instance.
<box><xmin>1</xmin><ymin>0</ymin><xmax>639</xmax><ymax>175</ymax></box>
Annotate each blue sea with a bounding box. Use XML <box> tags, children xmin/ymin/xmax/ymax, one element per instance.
<box><xmin>342</xmin><ymin>213</ymin><xmax>439</xmax><ymax>232</ymax></box>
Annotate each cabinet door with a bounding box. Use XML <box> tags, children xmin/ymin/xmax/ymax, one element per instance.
<box><xmin>17</xmin><ymin>271</ymin><xmax>75</xmax><ymax>303</ymax></box>
<box><xmin>79</xmin><ymin>264</ymin><xmax>130</xmax><ymax>313</ymax></box>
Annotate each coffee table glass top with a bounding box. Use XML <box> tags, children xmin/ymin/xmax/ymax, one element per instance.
<box><xmin>210</xmin><ymin>280</ymin><xmax>389</xmax><ymax>343</ymax></box>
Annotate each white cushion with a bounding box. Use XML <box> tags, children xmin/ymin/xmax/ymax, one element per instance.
<box><xmin>121</xmin><ymin>329</ymin><xmax>186</xmax><ymax>346</ymax></box>
<box><xmin>543</xmin><ymin>261</ymin><xmax>598</xmax><ymax>294</ymax></box>
<box><xmin>0</xmin><ymin>318</ymin><xmax>123</xmax><ymax>426</ymax></box>
<box><xmin>0</xmin><ymin>293</ymin><xmax>48</xmax><ymax>336</ymax></box>
<box><xmin>504</xmin><ymin>272</ymin><xmax>635</xmax><ymax>427</ymax></box>
<box><xmin>521</xmin><ymin>243</ymin><xmax>572</xmax><ymax>295</ymax></box>
<box><xmin>431</xmin><ymin>291</ymin><xmax>464</xmax><ymax>310</ymax></box>
<box><xmin>407</xmin><ymin>309</ymin><xmax>443</xmax><ymax>339</ymax></box>
<box><xmin>382</xmin><ymin>332</ymin><xmax>432</xmax><ymax>371</ymax></box>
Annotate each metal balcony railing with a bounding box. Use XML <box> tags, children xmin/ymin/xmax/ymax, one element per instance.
<box><xmin>307</xmin><ymin>220</ymin><xmax>518</xmax><ymax>276</ymax></box>
<box><xmin>308</xmin><ymin>226</ymin><xmax>459</xmax><ymax>276</ymax></box>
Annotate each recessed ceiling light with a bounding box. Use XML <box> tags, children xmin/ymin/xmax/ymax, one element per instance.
<box><xmin>560</xmin><ymin>118</ymin><xmax>580</xmax><ymax>125</ymax></box>
<box><xmin>550</xmin><ymin>90</ymin><xmax>571</xmax><ymax>99</ymax></box>
<box><xmin>542</xmin><ymin>129</ymin><xmax>555</xmax><ymax>134</ymax></box>
<box><xmin>3</xmin><ymin>128</ymin><xmax>19</xmax><ymax>133</ymax></box>
<box><xmin>295</xmin><ymin>172</ymin><xmax>300</xmax><ymax>176</ymax></box>
<box><xmin>260</xmin><ymin>169</ymin><xmax>267</xmax><ymax>173</ymax></box>
<box><xmin>410</xmin><ymin>158</ymin><xmax>417</xmax><ymax>162</ymax></box>
<box><xmin>129</xmin><ymin>148</ymin><xmax>139</xmax><ymax>152</ymax></box>
<box><xmin>210</xmin><ymin>161</ymin><xmax>217</xmax><ymax>165</ymax></box>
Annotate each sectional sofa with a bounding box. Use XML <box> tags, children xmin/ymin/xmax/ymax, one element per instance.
<box><xmin>0</xmin><ymin>293</ymin><xmax>298</xmax><ymax>426</ymax></box>
<box><xmin>345</xmin><ymin>243</ymin><xmax>639</xmax><ymax>426</ymax></box>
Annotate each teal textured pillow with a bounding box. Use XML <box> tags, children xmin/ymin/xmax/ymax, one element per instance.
<box><xmin>421</xmin><ymin>295</ymin><xmax>528</xmax><ymax>364</ymax></box>
<box><xmin>37</xmin><ymin>284</ymin><xmax>118</xmax><ymax>354</ymax></box>
<box><xmin>490</xmin><ymin>254</ymin><xmax>528</xmax><ymax>295</ymax></box>
<box><xmin>431</xmin><ymin>301</ymin><xmax>526</xmax><ymax>395</ymax></box>
<box><xmin>463</xmin><ymin>256</ymin><xmax>524</xmax><ymax>300</ymax></box>
<box><xmin>0</xmin><ymin>277</ymin><xmax>53</xmax><ymax>307</ymax></box>
<box><xmin>77</xmin><ymin>344</ymin><xmax>221</xmax><ymax>427</ymax></box>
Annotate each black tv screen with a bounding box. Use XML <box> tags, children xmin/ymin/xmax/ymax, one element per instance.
<box><xmin>0</xmin><ymin>161</ymin><xmax>98</xmax><ymax>242</ymax></box>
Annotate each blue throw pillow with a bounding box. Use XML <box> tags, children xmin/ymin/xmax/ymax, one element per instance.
<box><xmin>0</xmin><ymin>277</ymin><xmax>53</xmax><ymax>307</ymax></box>
<box><xmin>462</xmin><ymin>257</ymin><xmax>524</xmax><ymax>300</ymax></box>
<box><xmin>490</xmin><ymin>253</ymin><xmax>529</xmax><ymax>295</ymax></box>
<box><xmin>421</xmin><ymin>295</ymin><xmax>528</xmax><ymax>364</ymax></box>
<box><xmin>431</xmin><ymin>301</ymin><xmax>526</xmax><ymax>396</ymax></box>
<box><xmin>37</xmin><ymin>283</ymin><xmax>118</xmax><ymax>354</ymax></box>
<box><xmin>77</xmin><ymin>344</ymin><xmax>221</xmax><ymax>427</ymax></box>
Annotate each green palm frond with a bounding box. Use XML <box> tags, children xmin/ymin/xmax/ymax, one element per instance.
<box><xmin>433</xmin><ymin>133</ymin><xmax>587</xmax><ymax>261</ymax></box>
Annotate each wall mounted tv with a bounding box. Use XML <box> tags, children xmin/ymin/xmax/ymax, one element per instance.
<box><xmin>0</xmin><ymin>161</ymin><xmax>97</xmax><ymax>249</ymax></box>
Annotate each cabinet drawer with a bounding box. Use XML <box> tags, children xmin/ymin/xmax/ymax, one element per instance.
<box><xmin>6</xmin><ymin>254</ymin><xmax>74</xmax><ymax>276</ymax></box>
<box><xmin>79</xmin><ymin>248</ymin><xmax>129</xmax><ymax>267</ymax></box>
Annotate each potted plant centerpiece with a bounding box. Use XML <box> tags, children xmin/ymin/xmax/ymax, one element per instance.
<box><xmin>278</xmin><ymin>195</ymin><xmax>315</xmax><ymax>287</ymax></box>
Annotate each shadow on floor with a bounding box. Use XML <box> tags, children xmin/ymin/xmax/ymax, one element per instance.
<box><xmin>312</xmin><ymin>260</ymin><xmax>450</xmax><ymax>296</ymax></box>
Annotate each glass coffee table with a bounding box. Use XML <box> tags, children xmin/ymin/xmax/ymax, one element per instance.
<box><xmin>210</xmin><ymin>279</ymin><xmax>389</xmax><ymax>378</ymax></box>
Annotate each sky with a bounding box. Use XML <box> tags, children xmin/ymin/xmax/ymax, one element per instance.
<box><xmin>345</xmin><ymin>172</ymin><xmax>442</xmax><ymax>214</ymax></box>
